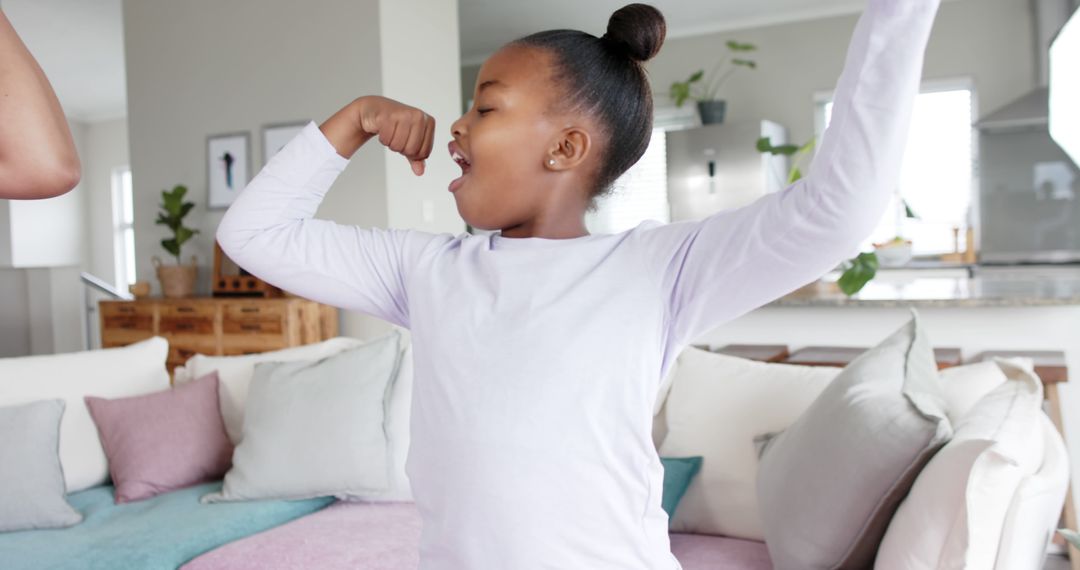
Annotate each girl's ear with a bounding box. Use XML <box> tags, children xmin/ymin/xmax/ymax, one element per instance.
<box><xmin>545</xmin><ymin>127</ymin><xmax>592</xmax><ymax>171</ymax></box>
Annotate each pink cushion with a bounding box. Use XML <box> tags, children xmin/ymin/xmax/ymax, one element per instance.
<box><xmin>85</xmin><ymin>371</ymin><xmax>233</xmax><ymax>503</ymax></box>
<box><xmin>181</xmin><ymin>500</ymin><xmax>774</xmax><ymax>570</ymax></box>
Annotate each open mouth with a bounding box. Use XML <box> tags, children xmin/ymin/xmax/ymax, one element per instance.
<box><xmin>451</xmin><ymin>150</ymin><xmax>471</xmax><ymax>174</ymax></box>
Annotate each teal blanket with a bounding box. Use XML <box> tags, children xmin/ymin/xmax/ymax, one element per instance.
<box><xmin>0</xmin><ymin>481</ymin><xmax>334</xmax><ymax>570</ymax></box>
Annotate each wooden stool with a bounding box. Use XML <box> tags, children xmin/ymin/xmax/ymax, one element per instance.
<box><xmin>784</xmin><ymin>345</ymin><xmax>963</xmax><ymax>370</ymax></box>
<box><xmin>972</xmin><ymin>350</ymin><xmax>1075</xmax><ymax>568</ymax></box>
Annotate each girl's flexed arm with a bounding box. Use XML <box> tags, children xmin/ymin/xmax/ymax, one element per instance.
<box><xmin>0</xmin><ymin>10</ymin><xmax>81</xmax><ymax>199</ymax></box>
<box><xmin>215</xmin><ymin>96</ymin><xmax>449</xmax><ymax>328</ymax></box>
<box><xmin>635</xmin><ymin>0</ymin><xmax>942</xmax><ymax>350</ymax></box>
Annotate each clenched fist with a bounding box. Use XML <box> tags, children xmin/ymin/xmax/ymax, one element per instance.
<box><xmin>319</xmin><ymin>95</ymin><xmax>436</xmax><ymax>176</ymax></box>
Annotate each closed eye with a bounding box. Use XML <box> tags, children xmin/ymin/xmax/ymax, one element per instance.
<box><xmin>477</xmin><ymin>108</ymin><xmax>494</xmax><ymax>115</ymax></box>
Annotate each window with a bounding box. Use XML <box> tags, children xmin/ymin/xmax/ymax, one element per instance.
<box><xmin>586</xmin><ymin>128</ymin><xmax>670</xmax><ymax>233</ymax></box>
<box><xmin>816</xmin><ymin>84</ymin><xmax>975</xmax><ymax>256</ymax></box>
<box><xmin>586</xmin><ymin>104</ymin><xmax>698</xmax><ymax>233</ymax></box>
<box><xmin>111</xmin><ymin>167</ymin><xmax>136</xmax><ymax>288</ymax></box>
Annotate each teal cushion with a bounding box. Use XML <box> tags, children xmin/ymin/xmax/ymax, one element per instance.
<box><xmin>661</xmin><ymin>456</ymin><xmax>703</xmax><ymax>521</ymax></box>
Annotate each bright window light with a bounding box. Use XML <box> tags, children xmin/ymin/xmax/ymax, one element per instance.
<box><xmin>821</xmin><ymin>87</ymin><xmax>974</xmax><ymax>256</ymax></box>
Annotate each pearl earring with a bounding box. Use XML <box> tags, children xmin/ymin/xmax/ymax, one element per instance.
<box><xmin>548</xmin><ymin>159</ymin><xmax>556</xmax><ymax>165</ymax></box>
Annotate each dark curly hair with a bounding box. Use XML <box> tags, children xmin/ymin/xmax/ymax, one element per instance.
<box><xmin>508</xmin><ymin>3</ymin><xmax>667</xmax><ymax>213</ymax></box>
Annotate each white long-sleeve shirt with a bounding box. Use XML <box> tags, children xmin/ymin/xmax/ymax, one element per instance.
<box><xmin>216</xmin><ymin>1</ymin><xmax>940</xmax><ymax>567</ymax></box>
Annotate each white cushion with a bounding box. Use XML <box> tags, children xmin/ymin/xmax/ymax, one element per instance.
<box><xmin>0</xmin><ymin>337</ymin><xmax>171</xmax><ymax>492</ymax></box>
<box><xmin>202</xmin><ymin>331</ymin><xmax>404</xmax><ymax>503</ymax></box>
<box><xmin>939</xmin><ymin>359</ymin><xmax>1011</xmax><ymax>424</ymax></box>
<box><xmin>178</xmin><ymin>331</ymin><xmax>416</xmax><ymax>501</ymax></box>
<box><xmin>658</xmin><ymin>347</ymin><xmax>841</xmax><ymax>539</ymax></box>
<box><xmin>875</xmin><ymin>357</ymin><xmax>1046</xmax><ymax>570</ymax></box>
<box><xmin>177</xmin><ymin>336</ymin><xmax>372</xmax><ymax>444</ymax></box>
<box><xmin>994</xmin><ymin>413</ymin><xmax>1071</xmax><ymax>570</ymax></box>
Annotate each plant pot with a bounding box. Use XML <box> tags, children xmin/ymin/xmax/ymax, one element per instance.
<box><xmin>153</xmin><ymin>255</ymin><xmax>198</xmax><ymax>298</ymax></box>
<box><xmin>697</xmin><ymin>100</ymin><xmax>727</xmax><ymax>125</ymax></box>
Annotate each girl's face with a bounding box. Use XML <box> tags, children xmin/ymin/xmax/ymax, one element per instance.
<box><xmin>449</xmin><ymin>45</ymin><xmax>600</xmax><ymax>234</ymax></box>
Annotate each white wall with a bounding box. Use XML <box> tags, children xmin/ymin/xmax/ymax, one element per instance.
<box><xmin>122</xmin><ymin>0</ymin><xmax>464</xmax><ymax>341</ymax></box>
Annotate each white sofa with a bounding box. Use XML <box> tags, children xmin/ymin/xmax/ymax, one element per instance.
<box><xmin>1</xmin><ymin>330</ymin><xmax>1071</xmax><ymax>569</ymax></box>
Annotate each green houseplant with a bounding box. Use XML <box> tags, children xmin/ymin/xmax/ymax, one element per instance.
<box><xmin>669</xmin><ymin>40</ymin><xmax>758</xmax><ymax>125</ymax></box>
<box><xmin>756</xmin><ymin>136</ymin><xmax>918</xmax><ymax>296</ymax></box>
<box><xmin>152</xmin><ymin>184</ymin><xmax>199</xmax><ymax>298</ymax></box>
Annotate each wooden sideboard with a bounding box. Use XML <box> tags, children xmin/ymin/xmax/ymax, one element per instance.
<box><xmin>99</xmin><ymin>297</ymin><xmax>339</xmax><ymax>376</ymax></box>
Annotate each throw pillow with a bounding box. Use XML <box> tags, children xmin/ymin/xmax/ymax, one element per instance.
<box><xmin>658</xmin><ymin>346</ymin><xmax>841</xmax><ymax>539</ymax></box>
<box><xmin>875</xmin><ymin>357</ymin><xmax>1048</xmax><ymax>569</ymax></box>
<box><xmin>84</xmin><ymin>370</ymin><xmax>233</xmax><ymax>503</ymax></box>
<box><xmin>202</xmin><ymin>329</ymin><xmax>405</xmax><ymax>503</ymax></box>
<box><xmin>660</xmin><ymin>456</ymin><xmax>703</xmax><ymax>521</ymax></box>
<box><xmin>755</xmin><ymin>308</ymin><xmax>952</xmax><ymax>569</ymax></box>
<box><xmin>174</xmin><ymin>336</ymin><xmax>371</xmax><ymax>444</ymax></box>
<box><xmin>0</xmin><ymin>337</ymin><xmax>171</xmax><ymax>492</ymax></box>
<box><xmin>0</xmin><ymin>399</ymin><xmax>83</xmax><ymax>532</ymax></box>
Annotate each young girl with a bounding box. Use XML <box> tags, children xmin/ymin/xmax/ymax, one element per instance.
<box><xmin>217</xmin><ymin>1</ymin><xmax>941</xmax><ymax>568</ymax></box>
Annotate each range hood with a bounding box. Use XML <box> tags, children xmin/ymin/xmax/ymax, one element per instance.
<box><xmin>975</xmin><ymin>0</ymin><xmax>1072</xmax><ymax>132</ymax></box>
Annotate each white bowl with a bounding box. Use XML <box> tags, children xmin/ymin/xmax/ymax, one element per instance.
<box><xmin>874</xmin><ymin>242</ymin><xmax>913</xmax><ymax>267</ymax></box>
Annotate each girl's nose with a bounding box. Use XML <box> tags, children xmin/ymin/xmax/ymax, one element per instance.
<box><xmin>451</xmin><ymin>115</ymin><xmax>466</xmax><ymax>138</ymax></box>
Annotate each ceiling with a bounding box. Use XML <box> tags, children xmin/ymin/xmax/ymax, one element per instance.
<box><xmin>458</xmin><ymin>0</ymin><xmax>876</xmax><ymax>65</ymax></box>
<box><xmin>3</xmin><ymin>0</ymin><xmax>882</xmax><ymax>123</ymax></box>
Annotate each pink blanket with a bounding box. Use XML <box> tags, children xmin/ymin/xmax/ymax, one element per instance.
<box><xmin>181</xmin><ymin>500</ymin><xmax>772</xmax><ymax>570</ymax></box>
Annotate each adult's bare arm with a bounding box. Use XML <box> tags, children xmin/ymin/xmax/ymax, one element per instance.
<box><xmin>0</xmin><ymin>9</ymin><xmax>81</xmax><ymax>200</ymax></box>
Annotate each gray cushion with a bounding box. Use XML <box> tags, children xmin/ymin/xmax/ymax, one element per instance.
<box><xmin>755</xmin><ymin>308</ymin><xmax>952</xmax><ymax>569</ymax></box>
<box><xmin>202</xmin><ymin>330</ymin><xmax>405</xmax><ymax>503</ymax></box>
<box><xmin>0</xmin><ymin>399</ymin><xmax>83</xmax><ymax>532</ymax></box>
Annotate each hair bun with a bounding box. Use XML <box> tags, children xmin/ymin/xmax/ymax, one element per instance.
<box><xmin>602</xmin><ymin>3</ymin><xmax>666</xmax><ymax>63</ymax></box>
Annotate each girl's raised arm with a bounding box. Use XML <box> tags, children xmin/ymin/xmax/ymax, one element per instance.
<box><xmin>215</xmin><ymin>97</ymin><xmax>451</xmax><ymax>329</ymax></box>
<box><xmin>634</xmin><ymin>0</ymin><xmax>942</xmax><ymax>351</ymax></box>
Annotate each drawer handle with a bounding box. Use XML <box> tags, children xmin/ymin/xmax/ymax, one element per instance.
<box><xmin>175</xmin><ymin>323</ymin><xmax>194</xmax><ymax>331</ymax></box>
<box><xmin>241</xmin><ymin>307</ymin><xmax>259</xmax><ymax>313</ymax></box>
<box><xmin>177</xmin><ymin>307</ymin><xmax>195</xmax><ymax>313</ymax></box>
<box><xmin>240</xmin><ymin>324</ymin><xmax>262</xmax><ymax>331</ymax></box>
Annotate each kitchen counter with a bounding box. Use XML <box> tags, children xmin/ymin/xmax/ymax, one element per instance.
<box><xmin>769</xmin><ymin>267</ymin><xmax>1080</xmax><ymax>307</ymax></box>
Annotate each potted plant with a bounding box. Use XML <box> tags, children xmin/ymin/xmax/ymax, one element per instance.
<box><xmin>153</xmin><ymin>184</ymin><xmax>199</xmax><ymax>298</ymax></box>
<box><xmin>669</xmin><ymin>40</ymin><xmax>758</xmax><ymax>125</ymax></box>
<box><xmin>756</xmin><ymin>136</ymin><xmax>919</xmax><ymax>296</ymax></box>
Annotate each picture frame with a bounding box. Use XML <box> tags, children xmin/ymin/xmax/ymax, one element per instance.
<box><xmin>262</xmin><ymin>121</ymin><xmax>308</xmax><ymax>165</ymax></box>
<box><xmin>207</xmin><ymin>132</ymin><xmax>251</xmax><ymax>210</ymax></box>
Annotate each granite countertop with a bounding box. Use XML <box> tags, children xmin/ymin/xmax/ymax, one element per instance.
<box><xmin>768</xmin><ymin>272</ymin><xmax>1080</xmax><ymax>307</ymax></box>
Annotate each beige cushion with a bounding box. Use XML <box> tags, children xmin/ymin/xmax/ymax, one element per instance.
<box><xmin>658</xmin><ymin>346</ymin><xmax>840</xmax><ymax>539</ymax></box>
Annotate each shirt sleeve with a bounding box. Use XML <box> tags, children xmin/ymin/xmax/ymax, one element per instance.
<box><xmin>215</xmin><ymin>121</ymin><xmax>452</xmax><ymax>329</ymax></box>
<box><xmin>634</xmin><ymin>0</ymin><xmax>941</xmax><ymax>350</ymax></box>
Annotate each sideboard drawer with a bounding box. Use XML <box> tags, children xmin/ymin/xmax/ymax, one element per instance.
<box><xmin>101</xmin><ymin>329</ymin><xmax>155</xmax><ymax>346</ymax></box>
<box><xmin>160</xmin><ymin>303</ymin><xmax>218</xmax><ymax>319</ymax></box>
<box><xmin>224</xmin><ymin>302</ymin><xmax>286</xmax><ymax>321</ymax></box>
<box><xmin>101</xmin><ymin>314</ymin><xmax>154</xmax><ymax>332</ymax></box>
<box><xmin>100</xmin><ymin>302</ymin><xmax>155</xmax><ymax>318</ymax></box>
<box><xmin>222</xmin><ymin>319</ymin><xmax>283</xmax><ymax>335</ymax></box>
<box><xmin>159</xmin><ymin>317</ymin><xmax>215</xmax><ymax>335</ymax></box>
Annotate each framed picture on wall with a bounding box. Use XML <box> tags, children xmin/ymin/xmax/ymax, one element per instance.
<box><xmin>262</xmin><ymin>121</ymin><xmax>308</xmax><ymax>165</ymax></box>
<box><xmin>207</xmin><ymin>132</ymin><xmax>250</xmax><ymax>210</ymax></box>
